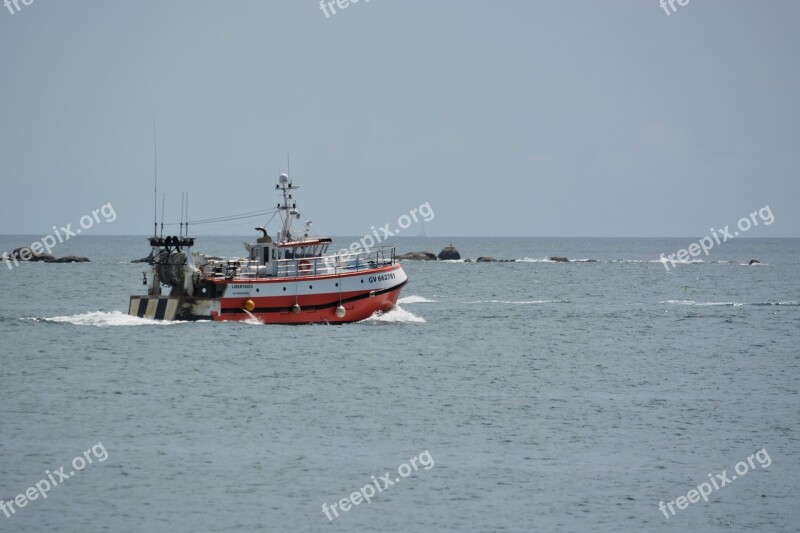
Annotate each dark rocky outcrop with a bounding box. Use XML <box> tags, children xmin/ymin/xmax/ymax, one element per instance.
<box><xmin>52</xmin><ymin>255</ymin><xmax>91</xmax><ymax>263</ymax></box>
<box><xmin>395</xmin><ymin>245</ymin><xmax>519</xmax><ymax>262</ymax></box>
<box><xmin>544</xmin><ymin>257</ymin><xmax>598</xmax><ymax>263</ymax></box>
<box><xmin>437</xmin><ymin>245</ymin><xmax>461</xmax><ymax>260</ymax></box>
<box><xmin>53</xmin><ymin>255</ymin><xmax>92</xmax><ymax>263</ymax></box>
<box><xmin>396</xmin><ymin>251</ymin><xmax>437</xmax><ymax>261</ymax></box>
<box><xmin>749</xmin><ymin>259</ymin><xmax>761</xmax><ymax>265</ymax></box>
<box><xmin>5</xmin><ymin>247</ymin><xmax>90</xmax><ymax>264</ymax></box>
<box><xmin>395</xmin><ymin>250</ymin><xmax>518</xmax><ymax>262</ymax></box>
<box><xmin>9</xmin><ymin>247</ymin><xmax>53</xmax><ymax>262</ymax></box>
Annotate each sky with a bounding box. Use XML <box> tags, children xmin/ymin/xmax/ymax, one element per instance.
<box><xmin>0</xmin><ymin>0</ymin><xmax>798</xmax><ymax>238</ymax></box>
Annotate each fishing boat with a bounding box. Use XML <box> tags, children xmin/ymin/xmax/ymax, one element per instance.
<box><xmin>128</xmin><ymin>173</ymin><xmax>408</xmax><ymax>323</ymax></box>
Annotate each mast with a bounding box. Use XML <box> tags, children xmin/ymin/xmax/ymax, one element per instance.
<box><xmin>275</xmin><ymin>173</ymin><xmax>300</xmax><ymax>243</ymax></box>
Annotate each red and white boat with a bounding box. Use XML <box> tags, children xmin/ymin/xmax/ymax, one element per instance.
<box><xmin>129</xmin><ymin>173</ymin><xmax>408</xmax><ymax>323</ymax></box>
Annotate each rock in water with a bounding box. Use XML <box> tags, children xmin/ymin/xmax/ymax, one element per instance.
<box><xmin>396</xmin><ymin>251</ymin><xmax>437</xmax><ymax>261</ymax></box>
<box><xmin>52</xmin><ymin>256</ymin><xmax>91</xmax><ymax>263</ymax></box>
<box><xmin>548</xmin><ymin>256</ymin><xmax>569</xmax><ymax>263</ymax></box>
<box><xmin>749</xmin><ymin>259</ymin><xmax>761</xmax><ymax>265</ymax></box>
<box><xmin>438</xmin><ymin>245</ymin><xmax>461</xmax><ymax>260</ymax></box>
<box><xmin>6</xmin><ymin>247</ymin><xmax>90</xmax><ymax>263</ymax></box>
<box><xmin>8</xmin><ymin>247</ymin><xmax>54</xmax><ymax>262</ymax></box>
<box><xmin>477</xmin><ymin>256</ymin><xmax>497</xmax><ymax>263</ymax></box>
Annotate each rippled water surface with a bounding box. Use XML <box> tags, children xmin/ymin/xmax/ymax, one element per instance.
<box><xmin>1</xmin><ymin>236</ymin><xmax>798</xmax><ymax>532</ymax></box>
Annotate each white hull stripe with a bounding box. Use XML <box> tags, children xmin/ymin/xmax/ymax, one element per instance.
<box><xmin>219</xmin><ymin>279</ymin><xmax>408</xmax><ymax>315</ymax></box>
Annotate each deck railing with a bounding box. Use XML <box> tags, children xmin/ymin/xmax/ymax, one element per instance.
<box><xmin>201</xmin><ymin>247</ymin><xmax>395</xmax><ymax>279</ymax></box>
<box><xmin>275</xmin><ymin>246</ymin><xmax>395</xmax><ymax>277</ymax></box>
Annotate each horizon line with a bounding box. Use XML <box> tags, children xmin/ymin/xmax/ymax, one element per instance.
<box><xmin>1</xmin><ymin>234</ymin><xmax>798</xmax><ymax>239</ymax></box>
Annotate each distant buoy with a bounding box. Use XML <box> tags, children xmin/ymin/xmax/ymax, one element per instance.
<box><xmin>244</xmin><ymin>299</ymin><xmax>255</xmax><ymax>312</ymax></box>
<box><xmin>335</xmin><ymin>305</ymin><xmax>346</xmax><ymax>318</ymax></box>
<box><xmin>292</xmin><ymin>303</ymin><xmax>302</xmax><ymax>314</ymax></box>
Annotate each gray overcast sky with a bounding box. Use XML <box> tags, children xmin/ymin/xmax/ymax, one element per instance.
<box><xmin>1</xmin><ymin>0</ymin><xmax>797</xmax><ymax>237</ymax></box>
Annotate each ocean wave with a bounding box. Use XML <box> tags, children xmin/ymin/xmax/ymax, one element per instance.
<box><xmin>34</xmin><ymin>311</ymin><xmax>189</xmax><ymax>327</ymax></box>
<box><xmin>467</xmin><ymin>299</ymin><xmax>568</xmax><ymax>305</ymax></box>
<box><xmin>517</xmin><ymin>257</ymin><xmax>597</xmax><ymax>263</ymax></box>
<box><xmin>661</xmin><ymin>300</ymin><xmax>799</xmax><ymax>307</ymax></box>
<box><xmin>493</xmin><ymin>257</ymin><xmax>765</xmax><ymax>265</ymax></box>
<box><xmin>397</xmin><ymin>295</ymin><xmax>437</xmax><ymax>304</ymax></box>
<box><xmin>518</xmin><ymin>257</ymin><xmax>557</xmax><ymax>263</ymax></box>
<box><xmin>656</xmin><ymin>258</ymin><xmax>706</xmax><ymax>264</ymax></box>
<box><xmin>241</xmin><ymin>310</ymin><xmax>264</xmax><ymax>325</ymax></box>
<box><xmin>662</xmin><ymin>300</ymin><xmax>744</xmax><ymax>307</ymax></box>
<box><xmin>360</xmin><ymin>305</ymin><xmax>425</xmax><ymax>323</ymax></box>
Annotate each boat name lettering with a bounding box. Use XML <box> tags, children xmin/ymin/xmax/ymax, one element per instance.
<box><xmin>231</xmin><ymin>284</ymin><xmax>253</xmax><ymax>289</ymax></box>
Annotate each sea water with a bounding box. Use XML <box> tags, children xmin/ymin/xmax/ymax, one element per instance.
<box><xmin>0</xmin><ymin>236</ymin><xmax>798</xmax><ymax>532</ymax></box>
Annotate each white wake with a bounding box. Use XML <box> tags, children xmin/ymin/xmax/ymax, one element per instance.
<box><xmin>37</xmin><ymin>311</ymin><xmax>188</xmax><ymax>327</ymax></box>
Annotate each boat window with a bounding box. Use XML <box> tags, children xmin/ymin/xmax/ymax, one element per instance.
<box><xmin>263</xmin><ymin>248</ymin><xmax>269</xmax><ymax>263</ymax></box>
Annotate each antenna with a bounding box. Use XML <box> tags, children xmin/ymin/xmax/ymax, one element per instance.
<box><xmin>160</xmin><ymin>193</ymin><xmax>165</xmax><ymax>238</ymax></box>
<box><xmin>186</xmin><ymin>193</ymin><xmax>189</xmax><ymax>236</ymax></box>
<box><xmin>180</xmin><ymin>192</ymin><xmax>185</xmax><ymax>237</ymax></box>
<box><xmin>153</xmin><ymin>116</ymin><xmax>158</xmax><ymax>238</ymax></box>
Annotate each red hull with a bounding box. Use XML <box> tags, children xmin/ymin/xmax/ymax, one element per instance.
<box><xmin>212</xmin><ymin>285</ymin><xmax>404</xmax><ymax>324</ymax></box>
